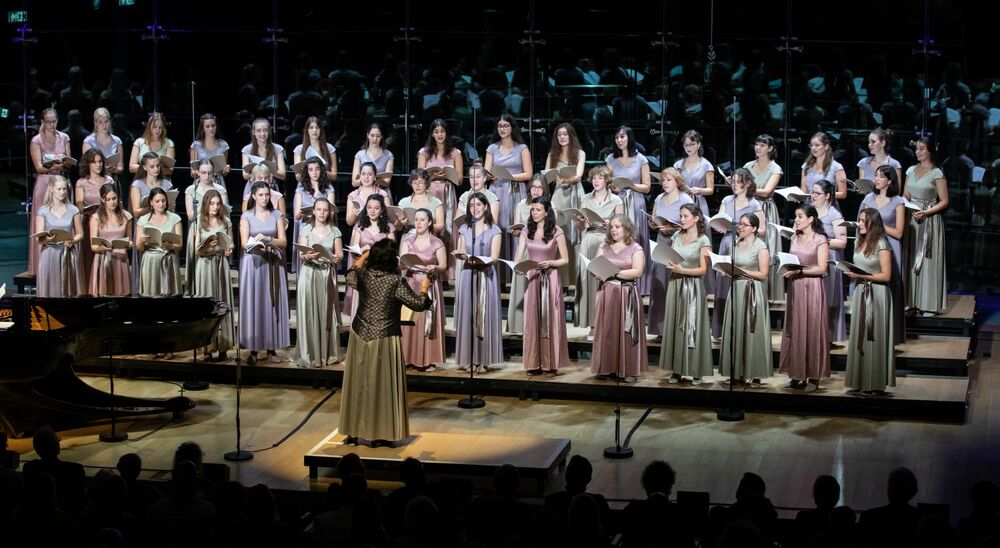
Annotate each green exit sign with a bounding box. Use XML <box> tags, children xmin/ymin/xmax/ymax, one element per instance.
<box><xmin>0</xmin><ymin>108</ymin><xmax>9</xmax><ymax>119</ymax></box>
<box><xmin>7</xmin><ymin>10</ymin><xmax>27</xmax><ymax>23</ymax></box>
<box><xmin>119</xmin><ymin>0</ymin><xmax>135</xmax><ymax>6</ymax></box>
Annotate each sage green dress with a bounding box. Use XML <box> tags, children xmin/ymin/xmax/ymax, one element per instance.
<box><xmin>574</xmin><ymin>192</ymin><xmax>623</xmax><ymax>328</ymax></box>
<box><xmin>744</xmin><ymin>159</ymin><xmax>785</xmax><ymax>301</ymax></box>
<box><xmin>904</xmin><ymin>165</ymin><xmax>948</xmax><ymax>313</ymax></box>
<box><xmin>551</xmin><ymin>158</ymin><xmax>584</xmax><ymax>287</ymax></box>
<box><xmin>184</xmin><ymin>182</ymin><xmax>228</xmax><ymax>294</ymax></box>
<box><xmin>193</xmin><ymin>221</ymin><xmax>234</xmax><ymax>353</ymax></box>
<box><xmin>658</xmin><ymin>233</ymin><xmax>714</xmax><ymax>378</ymax></box>
<box><xmin>506</xmin><ymin>199</ymin><xmax>533</xmax><ymax>333</ymax></box>
<box><xmin>719</xmin><ymin>238</ymin><xmax>773</xmax><ymax>379</ymax></box>
<box><xmin>293</xmin><ymin>224</ymin><xmax>343</xmax><ymax>367</ymax></box>
<box><xmin>138</xmin><ymin>211</ymin><xmax>182</xmax><ymax>296</ymax></box>
<box><xmin>845</xmin><ymin>239</ymin><xmax>895</xmax><ymax>391</ymax></box>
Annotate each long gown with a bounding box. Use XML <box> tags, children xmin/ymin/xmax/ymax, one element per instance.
<box><xmin>137</xmin><ymin>211</ymin><xmax>182</xmax><ymax>297</ymax></box>
<box><xmin>29</xmin><ymin>131</ymin><xmax>71</xmax><ymax>275</ymax></box>
<box><xmin>819</xmin><ymin>207</ymin><xmax>847</xmax><ymax>342</ymax></box>
<box><xmin>657</xmin><ymin>233</ymin><xmax>714</xmax><ymax>379</ymax></box>
<box><xmin>343</xmin><ymin>225</ymin><xmax>391</xmax><ymax>320</ymax></box>
<box><xmin>399</xmin><ymin>233</ymin><xmax>446</xmax><ymax>368</ymax></box>
<box><xmin>607</xmin><ymin>153</ymin><xmax>652</xmax><ymax>294</ymax></box>
<box><xmin>575</xmin><ymin>192</ymin><xmax>623</xmax><ymax>328</ymax></box>
<box><xmin>718</xmin><ymin>238</ymin><xmax>773</xmax><ymax>380</ymax></box>
<box><xmin>521</xmin><ymin>227</ymin><xmax>569</xmax><ymax>372</ymax></box>
<box><xmin>190</xmin><ymin>139</ymin><xmax>230</xmax><ymax>186</ymax></box>
<box><xmin>130</xmin><ymin>178</ymin><xmax>174</xmax><ymax>295</ymax></box>
<box><xmin>75</xmin><ymin>176</ymin><xmax>111</xmax><ymax>290</ymax></box>
<box><xmin>506</xmin><ymin>199</ymin><xmax>532</xmax><ymax>334</ymax></box>
<box><xmin>36</xmin><ymin>204</ymin><xmax>81</xmax><ymax>298</ymax></box>
<box><xmin>591</xmin><ymin>242</ymin><xmax>648</xmax><ymax>377</ymax></box>
<box><xmin>292</xmin><ymin>183</ymin><xmax>338</xmax><ymax>273</ymax></box>
<box><xmin>801</xmin><ymin>159</ymin><xmax>845</xmax><ymax>210</ymax></box>
<box><xmin>778</xmin><ymin>233</ymin><xmax>831</xmax><ymax>381</ymax></box>
<box><xmin>744</xmin><ymin>159</ymin><xmax>785</xmax><ymax>301</ymax></box>
<box><xmin>84</xmin><ymin>133</ymin><xmax>125</xmax><ymax>196</ymax></box>
<box><xmin>238</xmin><ymin>210</ymin><xmax>290</xmax><ymax>352</ymax></box>
<box><xmin>550</xmin><ymin>158</ymin><xmax>584</xmax><ymax>287</ymax></box>
<box><xmin>90</xmin><ymin>211</ymin><xmax>132</xmax><ymax>296</ymax></box>
<box><xmin>674</xmin><ymin>156</ymin><xmax>714</xmax><ymax>219</ymax></box>
<box><xmin>487</xmin><ymin>142</ymin><xmax>528</xmax><ymax>274</ymax></box>
<box><xmin>904</xmin><ymin>165</ymin><xmax>948</xmax><ymax>313</ymax></box>
<box><xmin>712</xmin><ymin>196</ymin><xmax>763</xmax><ymax>339</ymax></box>
<box><xmin>292</xmin><ymin>224</ymin><xmax>342</xmax><ymax>367</ymax></box>
<box><xmin>338</xmin><ymin>267</ymin><xmax>431</xmax><ymax>442</ymax></box>
<box><xmin>647</xmin><ymin>192</ymin><xmax>693</xmax><ymax>336</ymax></box>
<box><xmin>845</xmin><ymin>239</ymin><xmax>895</xmax><ymax>392</ymax></box>
<box><xmin>420</xmin><ymin>147</ymin><xmax>460</xmax><ymax>280</ymax></box>
<box><xmin>454</xmin><ymin>223</ymin><xmax>504</xmax><ymax>368</ymax></box>
<box><xmin>193</xmin><ymin>221</ymin><xmax>235</xmax><ymax>355</ymax></box>
<box><xmin>184</xmin><ymin>182</ymin><xmax>229</xmax><ymax>294</ymax></box>
<box><xmin>859</xmin><ymin>193</ymin><xmax>907</xmax><ymax>344</ymax></box>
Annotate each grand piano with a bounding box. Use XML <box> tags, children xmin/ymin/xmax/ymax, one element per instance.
<box><xmin>0</xmin><ymin>295</ymin><xmax>228</xmax><ymax>438</ymax></box>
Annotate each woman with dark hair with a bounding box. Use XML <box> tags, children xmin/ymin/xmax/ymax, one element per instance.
<box><xmin>89</xmin><ymin>183</ymin><xmax>132</xmax><ymax>296</ymax></box>
<box><xmin>507</xmin><ymin>174</ymin><xmax>548</xmax><ymax>334</ymax></box>
<box><xmin>779</xmin><ymin>205</ymin><xmax>830</xmax><ymax>392</ymax></box>
<box><xmin>591</xmin><ymin>214</ymin><xmax>646</xmax><ymax>382</ymax></box>
<box><xmin>185</xmin><ymin>159</ymin><xmax>229</xmax><ymax>294</ymax></box>
<box><xmin>193</xmin><ymin>189</ymin><xmax>234</xmax><ymax>361</ymax></box>
<box><xmin>576</xmin><ymin>165</ymin><xmax>624</xmax><ymax>334</ymax></box>
<box><xmin>857</xmin><ymin>128</ymin><xmax>901</xmax><ymax>182</ymax></box>
<box><xmin>399</xmin><ymin>209</ymin><xmax>447</xmax><ymax>372</ymax></box>
<box><xmin>241</xmin><ymin>118</ymin><xmax>286</xmax><ymax>183</ymax></box>
<box><xmin>606</xmin><ymin>125</ymin><xmax>652</xmax><ymax>294</ymax></box>
<box><xmin>744</xmin><ymin>134</ymin><xmax>786</xmax><ymax>301</ymax></box>
<box><xmin>658</xmin><ymin>203</ymin><xmax>713</xmax><ymax>384</ymax></box>
<box><xmin>293</xmin><ymin>116</ymin><xmax>337</xmax><ymax>182</ymax></box>
<box><xmin>718</xmin><ymin>213</ymin><xmax>772</xmax><ymax>385</ymax></box>
<box><xmin>712</xmin><ymin>168</ymin><xmax>765</xmax><ymax>340</ymax></box>
<box><xmin>293</xmin><ymin>197</ymin><xmax>343</xmax><ymax>368</ymax></box>
<box><xmin>453</xmin><ymin>192</ymin><xmax>504</xmax><ymax>372</ymax></box>
<box><xmin>75</xmin><ymin>148</ymin><xmax>113</xmax><ymax>286</ymax></box>
<box><xmin>128</xmin><ymin>112</ymin><xmax>175</xmax><ymax>176</ymax></box>
<box><xmin>239</xmin><ymin>182</ymin><xmax>290</xmax><ymax>365</ymax></box>
<box><xmin>340</xmin><ymin>238</ymin><xmax>433</xmax><ymax>447</ymax></box>
<box><xmin>29</xmin><ymin>108</ymin><xmax>72</xmax><ymax>275</ymax></box>
<box><xmin>352</xmin><ymin>122</ymin><xmax>394</xmax><ymax>185</ymax></box>
<box><xmin>130</xmin><ymin>152</ymin><xmax>173</xmax><ymax>218</ymax></box>
<box><xmin>545</xmin><ymin>122</ymin><xmax>586</xmax><ymax>286</ymax></box>
<box><xmin>418</xmin><ymin>119</ymin><xmax>462</xmax><ymax>278</ymax></box>
<box><xmin>843</xmin><ymin>208</ymin><xmax>895</xmax><ymax>395</ymax></box>
<box><xmin>137</xmin><ymin>186</ymin><xmax>182</xmax><ymax>297</ymax></box>
<box><xmin>800</xmin><ymin>132</ymin><xmax>847</xmax><ymax>203</ymax></box>
<box><xmin>859</xmin><ymin>165</ymin><xmax>906</xmax><ymax>343</ymax></box>
<box><xmin>811</xmin><ymin>180</ymin><xmax>848</xmax><ymax>342</ymax></box>
<box><xmin>189</xmin><ymin>113</ymin><xmax>230</xmax><ymax>183</ymax></box>
<box><xmin>345</xmin><ymin>161</ymin><xmax>392</xmax><ymax>227</ymax></box>
<box><xmin>673</xmin><ymin>129</ymin><xmax>715</xmax><ymax>219</ymax></box>
<box><xmin>516</xmin><ymin>196</ymin><xmax>570</xmax><ymax>376</ymax></box>
<box><xmin>35</xmin><ymin>176</ymin><xmax>83</xmax><ymax>297</ymax></box>
<box><xmin>344</xmin><ymin>194</ymin><xmax>396</xmax><ymax>319</ymax></box>
<box><xmin>486</xmin><ymin>114</ymin><xmax>534</xmax><ymax>265</ymax></box>
<box><xmin>903</xmin><ymin>137</ymin><xmax>949</xmax><ymax>315</ymax></box>
<box><xmin>457</xmin><ymin>164</ymin><xmax>500</xmax><ymax>222</ymax></box>
<box><xmin>293</xmin><ymin>156</ymin><xmax>337</xmax><ymax>272</ymax></box>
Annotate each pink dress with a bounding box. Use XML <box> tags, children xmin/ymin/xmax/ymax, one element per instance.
<box><xmin>343</xmin><ymin>225</ymin><xmax>390</xmax><ymax>319</ymax></box>
<box><xmin>29</xmin><ymin>131</ymin><xmax>71</xmax><ymax>274</ymax></box>
<box><xmin>592</xmin><ymin>242</ymin><xmax>648</xmax><ymax>377</ymax></box>
<box><xmin>90</xmin><ymin>212</ymin><xmax>132</xmax><ymax>296</ymax></box>
<box><xmin>778</xmin><ymin>232</ymin><xmax>831</xmax><ymax>380</ymax></box>
<box><xmin>521</xmin><ymin>226</ymin><xmax>569</xmax><ymax>372</ymax></box>
<box><xmin>420</xmin><ymin>147</ymin><xmax>460</xmax><ymax>280</ymax></box>
<box><xmin>399</xmin><ymin>233</ymin><xmax>446</xmax><ymax>367</ymax></box>
<box><xmin>75</xmin><ymin>176</ymin><xmax>111</xmax><ymax>290</ymax></box>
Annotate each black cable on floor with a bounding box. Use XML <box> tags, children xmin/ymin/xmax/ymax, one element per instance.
<box><xmin>251</xmin><ymin>388</ymin><xmax>337</xmax><ymax>453</ymax></box>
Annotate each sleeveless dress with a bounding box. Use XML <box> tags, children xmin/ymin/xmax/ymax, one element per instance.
<box><xmin>778</xmin><ymin>232</ymin><xmax>831</xmax><ymax>381</ymax></box>
<box><xmin>845</xmin><ymin>239</ymin><xmax>895</xmax><ymax>392</ymax></box>
<box><xmin>607</xmin><ymin>153</ymin><xmax>651</xmax><ymax>294</ymax></box>
<box><xmin>592</xmin><ymin>242</ymin><xmax>647</xmax><ymax>377</ymax></box>
<box><xmin>904</xmin><ymin>165</ymin><xmax>948</xmax><ymax>313</ymax></box>
<box><xmin>343</xmin><ymin>224</ymin><xmax>391</xmax><ymax>320</ymax></box>
<box><xmin>859</xmin><ymin>193</ymin><xmax>907</xmax><ymax>344</ymax></box>
<box><xmin>137</xmin><ymin>211</ymin><xmax>182</xmax><ymax>297</ymax></box>
<box><xmin>238</xmin><ymin>210</ymin><xmax>290</xmax><ymax>352</ymax></box>
<box><xmin>575</xmin><ymin>193</ymin><xmax>623</xmax><ymax>328</ymax></box>
<box><xmin>399</xmin><ymin>233</ymin><xmax>446</xmax><ymax>368</ymax></box>
<box><xmin>521</xmin><ymin>226</ymin><xmax>569</xmax><ymax>372</ymax></box>
<box><xmin>718</xmin><ymin>238</ymin><xmax>772</xmax><ymax>379</ymax></box>
<box><xmin>292</xmin><ymin>224</ymin><xmax>343</xmax><ymax>367</ymax></box>
<box><xmin>36</xmin><ymin>204</ymin><xmax>81</xmax><ymax>297</ymax></box>
<box><xmin>184</xmin><ymin>183</ymin><xmax>229</xmax><ymax>294</ymax></box>
<box><xmin>29</xmin><ymin>131</ymin><xmax>71</xmax><ymax>275</ymax></box>
<box><xmin>744</xmin><ymin>159</ymin><xmax>785</xmax><ymax>301</ymax></box>
<box><xmin>90</xmin><ymin>211</ymin><xmax>132</xmax><ymax>296</ymax></box>
<box><xmin>454</xmin><ymin>223</ymin><xmax>504</xmax><ymax>368</ymax></box>
<box><xmin>193</xmin><ymin>220</ymin><xmax>235</xmax><ymax>354</ymax></box>
<box><xmin>647</xmin><ymin>192</ymin><xmax>693</xmax><ymax>336</ymax></box>
<box><xmin>657</xmin><ymin>233</ymin><xmax>713</xmax><ymax>378</ymax></box>
<box><xmin>712</xmin><ymin>196</ymin><xmax>763</xmax><ymax>339</ymax></box>
<box><xmin>550</xmin><ymin>157</ymin><xmax>584</xmax><ymax>287</ymax></box>
<box><xmin>75</xmin><ymin>175</ymin><xmax>112</xmax><ymax>289</ymax></box>
<box><xmin>819</xmin><ymin>207</ymin><xmax>847</xmax><ymax>342</ymax></box>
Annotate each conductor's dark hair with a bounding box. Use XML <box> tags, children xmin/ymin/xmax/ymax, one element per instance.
<box><xmin>367</xmin><ymin>238</ymin><xmax>400</xmax><ymax>272</ymax></box>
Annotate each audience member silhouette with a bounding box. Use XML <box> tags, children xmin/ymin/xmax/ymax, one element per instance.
<box><xmin>621</xmin><ymin>460</ymin><xmax>694</xmax><ymax>548</ymax></box>
<box><xmin>858</xmin><ymin>466</ymin><xmax>921</xmax><ymax>548</ymax></box>
<box><xmin>145</xmin><ymin>460</ymin><xmax>217</xmax><ymax>548</ymax></box>
<box><xmin>21</xmin><ymin>425</ymin><xmax>86</xmax><ymax>517</ymax></box>
<box><xmin>545</xmin><ymin>454</ymin><xmax>614</xmax><ymax>532</ymax></box>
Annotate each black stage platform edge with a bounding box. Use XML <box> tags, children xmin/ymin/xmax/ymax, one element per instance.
<box><xmin>75</xmin><ymin>359</ymin><xmax>969</xmax><ymax>423</ymax></box>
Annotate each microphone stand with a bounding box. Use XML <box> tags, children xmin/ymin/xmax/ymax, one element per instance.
<box><xmin>718</xmin><ymin>95</ymin><xmax>745</xmax><ymax>422</ymax></box>
<box><xmin>98</xmin><ymin>300</ymin><xmax>128</xmax><ymax>442</ymax></box>
<box><xmin>458</xmin><ymin>221</ymin><xmax>485</xmax><ymax>409</ymax></box>
<box><xmin>225</xmin><ymin>240</ymin><xmax>256</xmax><ymax>462</ymax></box>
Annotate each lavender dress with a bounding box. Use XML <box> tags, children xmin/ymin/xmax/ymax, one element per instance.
<box><xmin>191</xmin><ymin>139</ymin><xmax>230</xmax><ymax>186</ymax></box>
<box><xmin>454</xmin><ymin>223</ymin><xmax>504</xmax><ymax>368</ymax></box>
<box><xmin>712</xmin><ymin>196</ymin><xmax>763</xmax><ymax>339</ymax></box>
<box><xmin>487</xmin><ymin>143</ymin><xmax>528</xmax><ymax>270</ymax></box>
<box><xmin>355</xmin><ymin>148</ymin><xmax>394</xmax><ymax>175</ymax></box>
<box><xmin>36</xmin><ymin>205</ymin><xmax>81</xmax><ymax>298</ymax></box>
<box><xmin>856</xmin><ymin>156</ymin><xmax>901</xmax><ymax>182</ymax></box>
<box><xmin>859</xmin><ymin>194</ymin><xmax>906</xmax><ymax>344</ymax></box>
<box><xmin>607</xmin><ymin>153</ymin><xmax>651</xmax><ymax>294</ymax></box>
<box><xmin>238</xmin><ymin>210</ymin><xmax>290</xmax><ymax>352</ymax></box>
<box><xmin>802</xmin><ymin>159</ymin><xmax>845</xmax><ymax>210</ymax></box>
<box><xmin>819</xmin><ymin>207</ymin><xmax>847</xmax><ymax>342</ymax></box>
<box><xmin>29</xmin><ymin>131</ymin><xmax>71</xmax><ymax>275</ymax></box>
<box><xmin>647</xmin><ymin>192</ymin><xmax>693</xmax><ymax>335</ymax></box>
<box><xmin>674</xmin><ymin>156</ymin><xmax>714</xmax><ymax>219</ymax></box>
